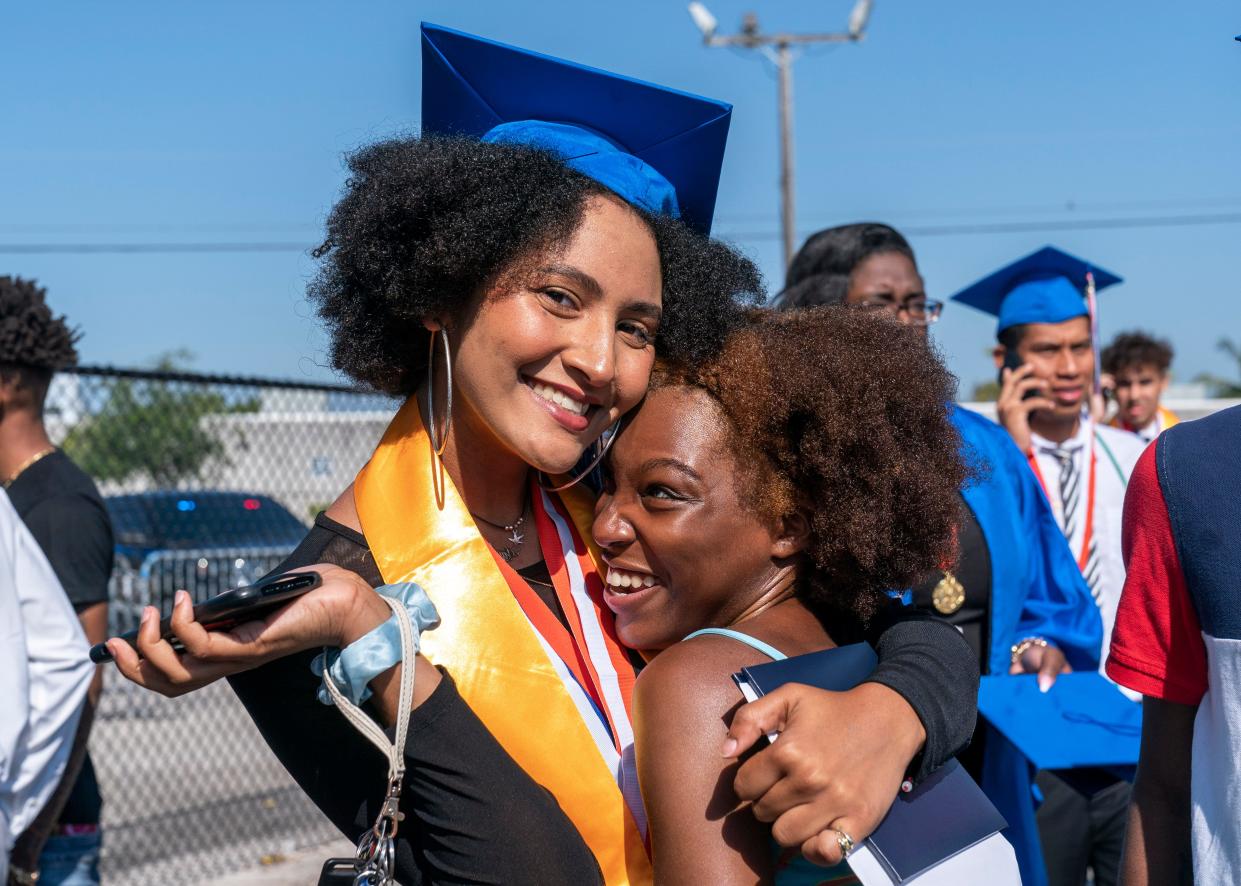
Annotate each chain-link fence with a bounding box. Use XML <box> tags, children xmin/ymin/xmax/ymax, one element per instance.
<box><xmin>45</xmin><ymin>366</ymin><xmax>397</xmax><ymax>885</ymax></box>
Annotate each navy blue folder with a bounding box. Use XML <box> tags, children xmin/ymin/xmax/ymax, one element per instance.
<box><xmin>977</xmin><ymin>672</ymin><xmax>1142</xmax><ymax>770</ymax></box>
<box><xmin>734</xmin><ymin>643</ymin><xmax>1008</xmax><ymax>883</ymax></box>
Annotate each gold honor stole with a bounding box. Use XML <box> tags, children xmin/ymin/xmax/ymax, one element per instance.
<box><xmin>355</xmin><ymin>398</ymin><xmax>652</xmax><ymax>885</ymax></box>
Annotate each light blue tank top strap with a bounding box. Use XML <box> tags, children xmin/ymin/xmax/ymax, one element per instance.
<box><xmin>682</xmin><ymin>627</ymin><xmax>787</xmax><ymax>661</ymax></box>
<box><xmin>681</xmin><ymin>626</ymin><xmax>860</xmax><ymax>885</ymax></box>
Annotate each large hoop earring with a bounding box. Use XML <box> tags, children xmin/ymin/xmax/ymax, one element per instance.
<box><xmin>425</xmin><ymin>327</ymin><xmax>452</xmax><ymax>457</ymax></box>
<box><xmin>538</xmin><ymin>418</ymin><xmax>623</xmax><ymax>492</ymax></box>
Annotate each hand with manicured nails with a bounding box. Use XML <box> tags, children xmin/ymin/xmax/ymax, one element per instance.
<box><xmin>105</xmin><ymin>564</ymin><xmax>390</xmax><ymax>697</ymax></box>
<box><xmin>996</xmin><ymin>364</ymin><xmax>1054</xmax><ymax>453</ymax></box>
<box><xmin>722</xmin><ymin>682</ymin><xmax>927</xmax><ymax>867</ymax></box>
<box><xmin>1009</xmin><ymin>642</ymin><xmax>1071</xmax><ymax>693</ymax></box>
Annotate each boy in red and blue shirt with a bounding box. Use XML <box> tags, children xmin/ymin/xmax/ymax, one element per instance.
<box><xmin>1106</xmin><ymin>404</ymin><xmax>1241</xmax><ymax>885</ymax></box>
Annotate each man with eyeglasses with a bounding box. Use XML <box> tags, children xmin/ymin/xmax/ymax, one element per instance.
<box><xmin>776</xmin><ymin>223</ymin><xmax>1102</xmax><ymax>886</ymax></box>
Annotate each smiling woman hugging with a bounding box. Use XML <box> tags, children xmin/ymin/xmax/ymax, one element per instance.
<box><xmin>596</xmin><ymin>307</ymin><xmax>970</xmax><ymax>884</ymax></box>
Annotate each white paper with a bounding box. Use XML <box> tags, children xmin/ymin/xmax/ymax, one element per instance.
<box><xmin>847</xmin><ymin>832</ymin><xmax>1020</xmax><ymax>886</ymax></box>
<box><xmin>735</xmin><ymin>679</ymin><xmax>779</xmax><ymax>742</ymax></box>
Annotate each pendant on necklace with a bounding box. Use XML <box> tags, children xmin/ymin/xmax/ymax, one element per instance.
<box><xmin>932</xmin><ymin>571</ymin><xmax>966</xmax><ymax>615</ymax></box>
<box><xmin>508</xmin><ymin>529</ymin><xmax>524</xmax><ymax>546</ymax></box>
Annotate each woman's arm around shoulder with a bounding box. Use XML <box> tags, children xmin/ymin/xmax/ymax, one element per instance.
<box><xmin>865</xmin><ymin>601</ymin><xmax>978</xmax><ymax>775</ymax></box>
<box><xmin>725</xmin><ymin>604</ymin><xmax>976</xmax><ymax>866</ymax></box>
<box><xmin>635</xmin><ymin>637</ymin><xmax>775</xmax><ymax>886</ymax></box>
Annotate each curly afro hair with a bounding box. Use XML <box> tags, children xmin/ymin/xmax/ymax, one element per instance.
<box><xmin>654</xmin><ymin>307</ymin><xmax>966</xmax><ymax>626</ymax></box>
<box><xmin>0</xmin><ymin>276</ymin><xmax>80</xmax><ymax>372</ymax></box>
<box><xmin>1102</xmin><ymin>330</ymin><xmax>1174</xmax><ymax>376</ymax></box>
<box><xmin>308</xmin><ymin>135</ymin><xmax>763</xmax><ymax>396</ymax></box>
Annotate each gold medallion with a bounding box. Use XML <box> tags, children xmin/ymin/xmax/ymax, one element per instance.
<box><xmin>931</xmin><ymin>571</ymin><xmax>966</xmax><ymax>615</ymax></box>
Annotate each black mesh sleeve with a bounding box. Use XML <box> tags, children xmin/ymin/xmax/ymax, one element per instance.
<box><xmin>864</xmin><ymin>602</ymin><xmax>980</xmax><ymax>782</ymax></box>
<box><xmin>228</xmin><ymin>517</ymin><xmax>601</xmax><ymax>885</ymax></box>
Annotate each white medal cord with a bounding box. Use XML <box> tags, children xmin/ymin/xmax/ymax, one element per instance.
<box><xmin>321</xmin><ymin>596</ymin><xmax>417</xmax><ymax>885</ymax></box>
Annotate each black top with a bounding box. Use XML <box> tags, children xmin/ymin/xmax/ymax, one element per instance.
<box><xmin>230</xmin><ymin>516</ymin><xmax>601</xmax><ymax>885</ymax></box>
<box><xmin>229</xmin><ymin>514</ymin><xmax>979</xmax><ymax>883</ymax></box>
<box><xmin>516</xmin><ymin>559</ymin><xmax>568</xmax><ymax>629</ymax></box>
<box><xmin>6</xmin><ymin>450</ymin><xmax>114</xmax><ymax>610</ymax></box>
<box><xmin>6</xmin><ymin>449</ymin><xmax>114</xmax><ymax>827</ymax></box>
<box><xmin>912</xmin><ymin>495</ymin><xmax>993</xmax><ymax>669</ymax></box>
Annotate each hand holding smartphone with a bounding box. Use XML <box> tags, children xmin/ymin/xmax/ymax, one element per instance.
<box><xmin>998</xmin><ymin>349</ymin><xmax>1040</xmax><ymax>401</ymax></box>
<box><xmin>90</xmin><ymin>571</ymin><xmax>322</xmax><ymax>663</ymax></box>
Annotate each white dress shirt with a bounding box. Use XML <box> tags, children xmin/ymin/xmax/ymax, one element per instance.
<box><xmin>0</xmin><ymin>490</ymin><xmax>92</xmax><ymax>880</ymax></box>
<box><xmin>1029</xmin><ymin>420</ymin><xmax>1145</xmax><ymax>676</ymax></box>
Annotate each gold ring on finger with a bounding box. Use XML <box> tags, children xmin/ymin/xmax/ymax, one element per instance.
<box><xmin>832</xmin><ymin>828</ymin><xmax>855</xmax><ymax>859</ymax></box>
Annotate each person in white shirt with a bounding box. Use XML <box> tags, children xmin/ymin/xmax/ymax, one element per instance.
<box><xmin>1101</xmin><ymin>330</ymin><xmax>1181</xmax><ymax>444</ymax></box>
<box><xmin>0</xmin><ymin>489</ymin><xmax>93</xmax><ymax>883</ymax></box>
<box><xmin>950</xmin><ymin>245</ymin><xmax>1145</xmax><ymax>886</ymax></box>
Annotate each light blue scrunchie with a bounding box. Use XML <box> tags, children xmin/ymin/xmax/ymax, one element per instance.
<box><xmin>310</xmin><ymin>581</ymin><xmax>441</xmax><ymax>706</ymax></box>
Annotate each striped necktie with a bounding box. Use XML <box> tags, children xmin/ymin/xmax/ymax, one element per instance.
<box><xmin>1049</xmin><ymin>446</ymin><xmax>1103</xmax><ymax>605</ymax></box>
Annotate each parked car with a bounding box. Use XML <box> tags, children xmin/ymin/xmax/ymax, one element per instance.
<box><xmin>105</xmin><ymin>491</ymin><xmax>309</xmax><ymax>624</ymax></box>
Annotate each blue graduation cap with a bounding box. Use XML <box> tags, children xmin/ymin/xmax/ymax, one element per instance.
<box><xmin>949</xmin><ymin>245</ymin><xmax>1123</xmax><ymax>336</ymax></box>
<box><xmin>420</xmin><ymin>22</ymin><xmax>731</xmax><ymax>235</ymax></box>
<box><xmin>978</xmin><ymin>673</ymin><xmax>1141</xmax><ymax>769</ymax></box>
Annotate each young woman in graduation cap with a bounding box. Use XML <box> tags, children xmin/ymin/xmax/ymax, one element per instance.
<box><xmin>104</xmin><ymin>28</ymin><xmax>978</xmax><ymax>886</ymax></box>
<box><xmin>775</xmin><ymin>224</ymin><xmax>1106</xmax><ymax>886</ymax></box>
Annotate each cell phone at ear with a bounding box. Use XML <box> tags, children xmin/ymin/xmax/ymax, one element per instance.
<box><xmin>999</xmin><ymin>349</ymin><xmax>1039</xmax><ymax>400</ymax></box>
<box><xmin>89</xmin><ymin>571</ymin><xmax>322</xmax><ymax>663</ymax></box>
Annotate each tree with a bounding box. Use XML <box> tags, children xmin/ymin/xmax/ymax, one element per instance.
<box><xmin>62</xmin><ymin>356</ymin><xmax>258</xmax><ymax>487</ymax></box>
<box><xmin>970</xmin><ymin>379</ymin><xmax>1001</xmax><ymax>402</ymax></box>
<box><xmin>1194</xmin><ymin>337</ymin><xmax>1241</xmax><ymax>397</ymax></box>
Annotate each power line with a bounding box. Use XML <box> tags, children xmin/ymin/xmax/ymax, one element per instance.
<box><xmin>5</xmin><ymin>196</ymin><xmax>1240</xmax><ymax>237</ymax></box>
<box><xmin>3</xmin><ymin>210</ymin><xmax>1241</xmax><ymax>255</ymax></box>
<box><xmin>716</xmin><ymin>211</ymin><xmax>1241</xmax><ymax>241</ymax></box>
<box><xmin>0</xmin><ymin>223</ymin><xmax>319</xmax><ymax>234</ymax></box>
<box><xmin>715</xmin><ymin>195</ymin><xmax>1241</xmax><ymax>225</ymax></box>
<box><xmin>0</xmin><ymin>242</ymin><xmax>311</xmax><ymax>254</ymax></box>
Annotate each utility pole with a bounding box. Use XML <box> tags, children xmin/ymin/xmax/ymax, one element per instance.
<box><xmin>688</xmin><ymin>2</ymin><xmax>873</xmax><ymax>271</ymax></box>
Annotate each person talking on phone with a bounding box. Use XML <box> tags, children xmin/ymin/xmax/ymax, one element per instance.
<box><xmin>950</xmin><ymin>246</ymin><xmax>1146</xmax><ymax>886</ymax></box>
<box><xmin>775</xmin><ymin>224</ymin><xmax>1103</xmax><ymax>886</ymax></box>
<box><xmin>101</xmin><ymin>27</ymin><xmax>981</xmax><ymax>886</ymax></box>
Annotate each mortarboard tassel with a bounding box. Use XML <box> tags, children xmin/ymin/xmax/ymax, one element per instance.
<box><xmin>1085</xmin><ymin>270</ymin><xmax>1102</xmax><ymax>397</ymax></box>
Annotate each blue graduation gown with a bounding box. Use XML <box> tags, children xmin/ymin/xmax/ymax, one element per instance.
<box><xmin>951</xmin><ymin>405</ymin><xmax>1103</xmax><ymax>886</ymax></box>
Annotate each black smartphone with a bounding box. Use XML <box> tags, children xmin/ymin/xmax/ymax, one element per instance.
<box><xmin>90</xmin><ymin>571</ymin><xmax>322</xmax><ymax>663</ymax></box>
<box><xmin>998</xmin><ymin>349</ymin><xmax>1039</xmax><ymax>401</ymax></box>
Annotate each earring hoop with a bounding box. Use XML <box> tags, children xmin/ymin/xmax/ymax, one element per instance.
<box><xmin>538</xmin><ymin>418</ymin><xmax>623</xmax><ymax>492</ymax></box>
<box><xmin>426</xmin><ymin>327</ymin><xmax>452</xmax><ymax>457</ymax></box>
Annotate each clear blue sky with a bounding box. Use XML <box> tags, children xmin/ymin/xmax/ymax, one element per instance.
<box><xmin>4</xmin><ymin>1</ymin><xmax>1239</xmax><ymax>395</ymax></box>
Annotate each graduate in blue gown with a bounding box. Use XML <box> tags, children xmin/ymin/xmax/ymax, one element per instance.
<box><xmin>775</xmin><ymin>222</ymin><xmax>1103</xmax><ymax>886</ymax></box>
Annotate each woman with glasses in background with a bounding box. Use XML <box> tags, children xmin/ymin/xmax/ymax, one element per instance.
<box><xmin>775</xmin><ymin>222</ymin><xmax>1104</xmax><ymax>886</ymax></box>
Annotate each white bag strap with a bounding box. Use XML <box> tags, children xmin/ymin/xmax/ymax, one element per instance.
<box><xmin>320</xmin><ymin>595</ymin><xmax>417</xmax><ymax>884</ymax></box>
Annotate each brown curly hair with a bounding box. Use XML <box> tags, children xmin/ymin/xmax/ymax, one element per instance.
<box><xmin>653</xmin><ymin>307</ymin><xmax>966</xmax><ymax>624</ymax></box>
<box><xmin>1101</xmin><ymin>330</ymin><xmax>1174</xmax><ymax>376</ymax></box>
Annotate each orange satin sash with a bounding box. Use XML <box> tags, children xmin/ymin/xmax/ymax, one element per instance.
<box><xmin>355</xmin><ymin>397</ymin><xmax>652</xmax><ymax>885</ymax></box>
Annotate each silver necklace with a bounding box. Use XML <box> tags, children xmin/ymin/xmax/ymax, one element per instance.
<box><xmin>472</xmin><ymin>507</ymin><xmax>527</xmax><ymax>563</ymax></box>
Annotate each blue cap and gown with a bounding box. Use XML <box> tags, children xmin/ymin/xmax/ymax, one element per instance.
<box><xmin>947</xmin><ymin>247</ymin><xmax>1126</xmax><ymax>886</ymax></box>
<box><xmin>951</xmin><ymin>245</ymin><xmax>1123</xmax><ymax>336</ymax></box>
<box><xmin>420</xmin><ymin>22</ymin><xmax>730</xmax><ymax>235</ymax></box>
